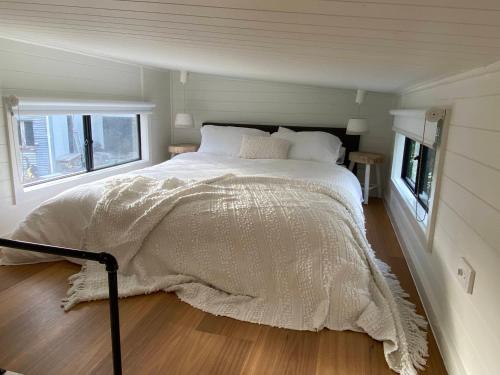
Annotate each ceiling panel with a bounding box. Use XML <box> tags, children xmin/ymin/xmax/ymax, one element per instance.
<box><xmin>0</xmin><ymin>0</ymin><xmax>499</xmax><ymax>91</ymax></box>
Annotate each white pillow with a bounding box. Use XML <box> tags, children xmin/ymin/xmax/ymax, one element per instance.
<box><xmin>272</xmin><ymin>127</ymin><xmax>342</xmax><ymax>163</ymax></box>
<box><xmin>239</xmin><ymin>135</ymin><xmax>290</xmax><ymax>159</ymax></box>
<box><xmin>277</xmin><ymin>127</ymin><xmax>294</xmax><ymax>134</ymax></box>
<box><xmin>198</xmin><ymin>125</ymin><xmax>270</xmax><ymax>157</ymax></box>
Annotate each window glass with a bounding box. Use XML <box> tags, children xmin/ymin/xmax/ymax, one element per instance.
<box><xmin>419</xmin><ymin>146</ymin><xmax>436</xmax><ymax>203</ymax></box>
<box><xmin>403</xmin><ymin>138</ymin><xmax>420</xmax><ymax>188</ymax></box>
<box><xmin>17</xmin><ymin>115</ymin><xmax>85</xmax><ymax>185</ymax></box>
<box><xmin>400</xmin><ymin>136</ymin><xmax>436</xmax><ymax>212</ymax></box>
<box><xmin>91</xmin><ymin>115</ymin><xmax>140</xmax><ymax>169</ymax></box>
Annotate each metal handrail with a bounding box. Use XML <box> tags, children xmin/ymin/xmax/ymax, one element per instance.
<box><xmin>0</xmin><ymin>238</ymin><xmax>122</xmax><ymax>375</ymax></box>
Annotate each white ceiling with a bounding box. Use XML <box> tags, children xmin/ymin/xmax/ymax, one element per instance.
<box><xmin>0</xmin><ymin>0</ymin><xmax>499</xmax><ymax>92</ymax></box>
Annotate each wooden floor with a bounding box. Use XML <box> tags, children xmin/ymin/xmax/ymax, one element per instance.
<box><xmin>0</xmin><ymin>199</ymin><xmax>447</xmax><ymax>375</ymax></box>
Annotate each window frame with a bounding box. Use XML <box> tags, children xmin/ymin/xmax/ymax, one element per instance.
<box><xmin>16</xmin><ymin>113</ymin><xmax>143</xmax><ymax>188</ymax></box>
<box><xmin>389</xmin><ymin>109</ymin><xmax>449</xmax><ymax>253</ymax></box>
<box><xmin>400</xmin><ymin>137</ymin><xmax>433</xmax><ymax>212</ymax></box>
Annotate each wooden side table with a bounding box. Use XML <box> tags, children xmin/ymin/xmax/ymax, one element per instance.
<box><xmin>168</xmin><ymin>143</ymin><xmax>199</xmax><ymax>157</ymax></box>
<box><xmin>348</xmin><ymin>151</ymin><xmax>384</xmax><ymax>204</ymax></box>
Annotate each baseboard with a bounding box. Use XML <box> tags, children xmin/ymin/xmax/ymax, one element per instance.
<box><xmin>384</xmin><ymin>189</ymin><xmax>467</xmax><ymax>375</ymax></box>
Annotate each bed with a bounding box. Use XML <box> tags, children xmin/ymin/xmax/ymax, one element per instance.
<box><xmin>0</xmin><ymin>123</ymin><xmax>427</xmax><ymax>375</ymax></box>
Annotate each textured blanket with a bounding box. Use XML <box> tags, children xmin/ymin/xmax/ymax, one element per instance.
<box><xmin>56</xmin><ymin>174</ymin><xmax>427</xmax><ymax>375</ymax></box>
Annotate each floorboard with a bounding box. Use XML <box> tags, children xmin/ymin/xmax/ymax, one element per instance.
<box><xmin>0</xmin><ymin>199</ymin><xmax>448</xmax><ymax>374</ymax></box>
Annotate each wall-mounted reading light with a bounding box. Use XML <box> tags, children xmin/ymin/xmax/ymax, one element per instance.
<box><xmin>174</xmin><ymin>70</ymin><xmax>194</xmax><ymax>128</ymax></box>
<box><xmin>346</xmin><ymin>89</ymin><xmax>369</xmax><ymax>135</ymax></box>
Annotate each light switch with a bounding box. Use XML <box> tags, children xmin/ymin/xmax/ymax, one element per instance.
<box><xmin>456</xmin><ymin>257</ymin><xmax>475</xmax><ymax>294</ymax></box>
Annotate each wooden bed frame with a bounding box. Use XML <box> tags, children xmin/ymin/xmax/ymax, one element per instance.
<box><xmin>202</xmin><ymin>122</ymin><xmax>360</xmax><ymax>168</ymax></box>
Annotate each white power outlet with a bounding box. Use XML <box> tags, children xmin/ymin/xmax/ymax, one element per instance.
<box><xmin>457</xmin><ymin>257</ymin><xmax>475</xmax><ymax>294</ymax></box>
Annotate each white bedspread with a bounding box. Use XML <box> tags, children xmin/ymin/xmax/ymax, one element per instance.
<box><xmin>0</xmin><ymin>153</ymin><xmax>427</xmax><ymax>375</ymax></box>
<box><xmin>1</xmin><ymin>153</ymin><xmax>363</xmax><ymax>264</ymax></box>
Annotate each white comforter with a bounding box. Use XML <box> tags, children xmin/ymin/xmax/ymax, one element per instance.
<box><xmin>1</xmin><ymin>153</ymin><xmax>363</xmax><ymax>264</ymax></box>
<box><xmin>0</xmin><ymin>153</ymin><xmax>427</xmax><ymax>375</ymax></box>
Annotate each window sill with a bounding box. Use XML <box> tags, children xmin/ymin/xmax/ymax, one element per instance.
<box><xmin>391</xmin><ymin>177</ymin><xmax>428</xmax><ymax>233</ymax></box>
<box><xmin>15</xmin><ymin>159</ymin><xmax>152</xmax><ymax>205</ymax></box>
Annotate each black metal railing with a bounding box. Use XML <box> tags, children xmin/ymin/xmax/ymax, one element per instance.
<box><xmin>0</xmin><ymin>238</ymin><xmax>122</xmax><ymax>375</ymax></box>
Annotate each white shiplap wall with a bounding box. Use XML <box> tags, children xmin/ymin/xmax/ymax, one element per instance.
<box><xmin>0</xmin><ymin>38</ymin><xmax>171</xmax><ymax>234</ymax></box>
<box><xmin>172</xmin><ymin>71</ymin><xmax>397</xmax><ymax>182</ymax></box>
<box><xmin>387</xmin><ymin>67</ymin><xmax>500</xmax><ymax>374</ymax></box>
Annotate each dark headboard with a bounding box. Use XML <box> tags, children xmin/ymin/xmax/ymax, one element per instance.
<box><xmin>202</xmin><ymin>122</ymin><xmax>360</xmax><ymax>167</ymax></box>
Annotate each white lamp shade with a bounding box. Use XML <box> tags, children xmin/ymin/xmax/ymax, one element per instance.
<box><xmin>174</xmin><ymin>113</ymin><xmax>194</xmax><ymax>128</ymax></box>
<box><xmin>346</xmin><ymin>118</ymin><xmax>369</xmax><ymax>135</ymax></box>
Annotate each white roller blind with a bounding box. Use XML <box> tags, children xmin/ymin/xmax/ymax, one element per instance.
<box><xmin>390</xmin><ymin>109</ymin><xmax>445</xmax><ymax>149</ymax></box>
<box><xmin>10</xmin><ymin>97</ymin><xmax>155</xmax><ymax>115</ymax></box>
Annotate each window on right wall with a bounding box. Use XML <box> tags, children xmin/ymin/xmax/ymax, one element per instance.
<box><xmin>400</xmin><ymin>137</ymin><xmax>436</xmax><ymax>212</ymax></box>
<box><xmin>389</xmin><ymin>108</ymin><xmax>448</xmax><ymax>250</ymax></box>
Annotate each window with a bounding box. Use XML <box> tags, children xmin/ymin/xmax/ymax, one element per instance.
<box><xmin>390</xmin><ymin>109</ymin><xmax>446</xmax><ymax>249</ymax></box>
<box><xmin>90</xmin><ymin>115</ymin><xmax>141</xmax><ymax>170</ymax></box>
<box><xmin>16</xmin><ymin>114</ymin><xmax>141</xmax><ymax>186</ymax></box>
<box><xmin>401</xmin><ymin>137</ymin><xmax>436</xmax><ymax>212</ymax></box>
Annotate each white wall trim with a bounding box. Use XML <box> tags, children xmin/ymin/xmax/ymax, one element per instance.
<box><xmin>401</xmin><ymin>60</ymin><xmax>500</xmax><ymax>95</ymax></box>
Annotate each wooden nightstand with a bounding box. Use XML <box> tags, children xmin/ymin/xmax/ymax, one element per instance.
<box><xmin>348</xmin><ymin>151</ymin><xmax>384</xmax><ymax>204</ymax></box>
<box><xmin>168</xmin><ymin>143</ymin><xmax>199</xmax><ymax>157</ymax></box>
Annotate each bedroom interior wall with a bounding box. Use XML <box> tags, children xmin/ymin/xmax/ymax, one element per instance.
<box><xmin>171</xmin><ymin>71</ymin><xmax>397</xmax><ymax>182</ymax></box>
<box><xmin>387</xmin><ymin>65</ymin><xmax>500</xmax><ymax>374</ymax></box>
<box><xmin>0</xmin><ymin>38</ymin><xmax>172</xmax><ymax>235</ymax></box>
